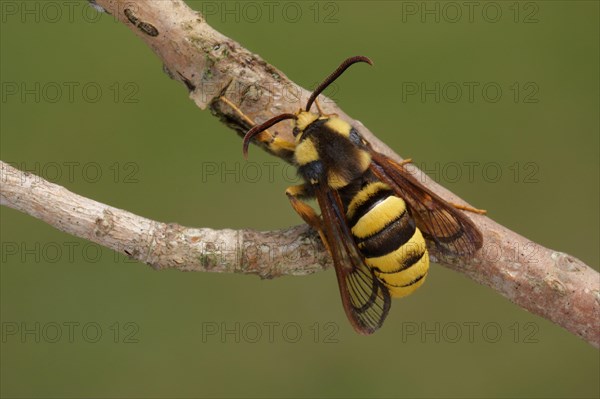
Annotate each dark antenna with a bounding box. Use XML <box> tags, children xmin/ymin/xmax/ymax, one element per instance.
<box><xmin>242</xmin><ymin>113</ymin><xmax>298</xmax><ymax>158</ymax></box>
<box><xmin>243</xmin><ymin>56</ymin><xmax>373</xmax><ymax>157</ymax></box>
<box><xmin>305</xmin><ymin>55</ymin><xmax>373</xmax><ymax>112</ymax></box>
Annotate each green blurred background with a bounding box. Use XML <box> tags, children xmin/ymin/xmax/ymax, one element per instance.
<box><xmin>1</xmin><ymin>1</ymin><xmax>598</xmax><ymax>398</ymax></box>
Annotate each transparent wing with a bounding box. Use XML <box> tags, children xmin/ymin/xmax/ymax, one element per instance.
<box><xmin>314</xmin><ymin>182</ymin><xmax>391</xmax><ymax>335</ymax></box>
<box><xmin>369</xmin><ymin>151</ymin><xmax>483</xmax><ymax>256</ymax></box>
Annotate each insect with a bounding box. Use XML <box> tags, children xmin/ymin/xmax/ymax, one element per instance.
<box><xmin>241</xmin><ymin>56</ymin><xmax>484</xmax><ymax>335</ymax></box>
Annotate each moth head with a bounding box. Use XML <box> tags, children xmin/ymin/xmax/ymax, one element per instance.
<box><xmin>243</xmin><ymin>56</ymin><xmax>373</xmax><ymax>158</ymax></box>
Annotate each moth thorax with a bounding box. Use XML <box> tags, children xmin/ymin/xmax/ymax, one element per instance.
<box><xmin>294</xmin><ymin>111</ymin><xmax>319</xmax><ymax>141</ymax></box>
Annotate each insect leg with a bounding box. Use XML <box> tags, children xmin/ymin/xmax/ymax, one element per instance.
<box><xmin>449</xmin><ymin>203</ymin><xmax>487</xmax><ymax>214</ymax></box>
<box><xmin>286</xmin><ymin>184</ymin><xmax>331</xmax><ymax>253</ymax></box>
<box><xmin>219</xmin><ymin>96</ymin><xmax>295</xmax><ymax>154</ymax></box>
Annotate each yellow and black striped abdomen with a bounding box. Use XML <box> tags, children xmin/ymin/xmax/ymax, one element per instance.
<box><xmin>346</xmin><ymin>182</ymin><xmax>429</xmax><ymax>297</ymax></box>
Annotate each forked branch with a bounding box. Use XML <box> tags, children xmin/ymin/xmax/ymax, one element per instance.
<box><xmin>1</xmin><ymin>0</ymin><xmax>598</xmax><ymax>347</ymax></box>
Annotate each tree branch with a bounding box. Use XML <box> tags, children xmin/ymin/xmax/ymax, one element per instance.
<box><xmin>0</xmin><ymin>161</ymin><xmax>329</xmax><ymax>278</ymax></box>
<box><xmin>1</xmin><ymin>0</ymin><xmax>598</xmax><ymax>348</ymax></box>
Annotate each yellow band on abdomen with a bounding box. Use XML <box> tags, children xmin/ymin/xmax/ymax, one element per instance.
<box><xmin>363</xmin><ymin>228</ymin><xmax>427</xmax><ymax>273</ymax></box>
<box><xmin>351</xmin><ymin>196</ymin><xmax>406</xmax><ymax>239</ymax></box>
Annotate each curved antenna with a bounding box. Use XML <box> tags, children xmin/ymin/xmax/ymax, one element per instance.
<box><xmin>242</xmin><ymin>113</ymin><xmax>297</xmax><ymax>158</ymax></box>
<box><xmin>305</xmin><ymin>56</ymin><xmax>373</xmax><ymax>112</ymax></box>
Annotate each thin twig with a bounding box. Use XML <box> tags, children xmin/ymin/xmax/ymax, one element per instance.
<box><xmin>1</xmin><ymin>0</ymin><xmax>598</xmax><ymax>347</ymax></box>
